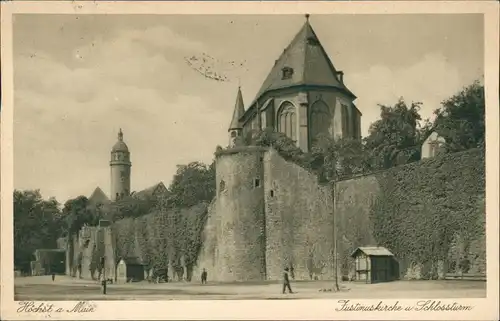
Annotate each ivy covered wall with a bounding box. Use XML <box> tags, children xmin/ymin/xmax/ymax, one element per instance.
<box><xmin>111</xmin><ymin>202</ymin><xmax>210</xmax><ymax>281</ymax></box>
<box><xmin>335</xmin><ymin>148</ymin><xmax>486</xmax><ymax>279</ymax></box>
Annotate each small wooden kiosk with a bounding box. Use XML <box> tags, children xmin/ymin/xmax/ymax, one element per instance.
<box><xmin>116</xmin><ymin>257</ymin><xmax>146</xmax><ymax>283</ymax></box>
<box><xmin>351</xmin><ymin>247</ymin><xmax>398</xmax><ymax>284</ymax></box>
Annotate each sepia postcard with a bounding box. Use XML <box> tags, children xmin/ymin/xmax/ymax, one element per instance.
<box><xmin>1</xmin><ymin>1</ymin><xmax>499</xmax><ymax>320</ymax></box>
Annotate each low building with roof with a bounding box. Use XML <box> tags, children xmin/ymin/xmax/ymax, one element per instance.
<box><xmin>116</xmin><ymin>257</ymin><xmax>147</xmax><ymax>283</ymax></box>
<box><xmin>350</xmin><ymin>246</ymin><xmax>399</xmax><ymax>284</ymax></box>
<box><xmin>421</xmin><ymin>131</ymin><xmax>446</xmax><ymax>159</ymax></box>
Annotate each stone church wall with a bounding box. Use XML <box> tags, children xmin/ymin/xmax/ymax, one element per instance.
<box><xmin>308</xmin><ymin>90</ymin><xmax>355</xmax><ymax>139</ymax></box>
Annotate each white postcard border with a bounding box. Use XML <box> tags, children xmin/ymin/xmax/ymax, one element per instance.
<box><xmin>1</xmin><ymin>1</ymin><xmax>498</xmax><ymax>320</ymax></box>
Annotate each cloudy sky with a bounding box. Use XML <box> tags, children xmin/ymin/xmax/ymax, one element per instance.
<box><xmin>13</xmin><ymin>14</ymin><xmax>484</xmax><ymax>203</ymax></box>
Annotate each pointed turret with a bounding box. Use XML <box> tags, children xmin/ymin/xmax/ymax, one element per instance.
<box><xmin>228</xmin><ymin>87</ymin><xmax>245</xmax><ymax>147</ymax></box>
<box><xmin>249</xmin><ymin>14</ymin><xmax>355</xmax><ymax>107</ymax></box>
<box><xmin>228</xmin><ymin>86</ymin><xmax>245</xmax><ymax>131</ymax></box>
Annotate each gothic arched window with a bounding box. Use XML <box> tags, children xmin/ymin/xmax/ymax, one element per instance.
<box><xmin>351</xmin><ymin>110</ymin><xmax>359</xmax><ymax>139</ymax></box>
<box><xmin>341</xmin><ymin>104</ymin><xmax>350</xmax><ymax>137</ymax></box>
<box><xmin>277</xmin><ymin>102</ymin><xmax>297</xmax><ymax>141</ymax></box>
<box><xmin>310</xmin><ymin>101</ymin><xmax>331</xmax><ymax>143</ymax></box>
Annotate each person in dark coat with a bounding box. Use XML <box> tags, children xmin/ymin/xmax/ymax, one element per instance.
<box><xmin>51</xmin><ymin>272</ymin><xmax>56</xmax><ymax>282</ymax></box>
<box><xmin>282</xmin><ymin>267</ymin><xmax>293</xmax><ymax>294</ymax></box>
<box><xmin>201</xmin><ymin>268</ymin><xmax>208</xmax><ymax>284</ymax></box>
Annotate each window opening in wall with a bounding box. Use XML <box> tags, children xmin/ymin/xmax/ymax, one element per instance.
<box><xmin>282</xmin><ymin>67</ymin><xmax>294</xmax><ymax>80</ymax></box>
<box><xmin>341</xmin><ymin>104</ymin><xmax>350</xmax><ymax>137</ymax></box>
<box><xmin>270</xmin><ymin>190</ymin><xmax>274</xmax><ymax>197</ymax></box>
<box><xmin>310</xmin><ymin>100</ymin><xmax>331</xmax><ymax>143</ymax></box>
<box><xmin>277</xmin><ymin>102</ymin><xmax>297</xmax><ymax>141</ymax></box>
<box><xmin>307</xmin><ymin>37</ymin><xmax>320</xmax><ymax>46</ymax></box>
<box><xmin>254</xmin><ymin>178</ymin><xmax>260</xmax><ymax>188</ymax></box>
<box><xmin>219</xmin><ymin>180</ymin><xmax>226</xmax><ymax>193</ymax></box>
<box><xmin>260</xmin><ymin>157</ymin><xmax>264</xmax><ymax>162</ymax></box>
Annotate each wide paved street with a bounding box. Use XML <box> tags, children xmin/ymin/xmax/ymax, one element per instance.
<box><xmin>14</xmin><ymin>276</ymin><xmax>486</xmax><ymax>300</ymax></box>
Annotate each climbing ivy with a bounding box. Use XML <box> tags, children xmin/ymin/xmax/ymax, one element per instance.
<box><xmin>369</xmin><ymin>147</ymin><xmax>485</xmax><ymax>276</ymax></box>
<box><xmin>112</xmin><ymin>202</ymin><xmax>209</xmax><ymax>280</ymax></box>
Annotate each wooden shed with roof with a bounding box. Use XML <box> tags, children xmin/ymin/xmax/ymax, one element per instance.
<box><xmin>350</xmin><ymin>247</ymin><xmax>399</xmax><ymax>284</ymax></box>
<box><xmin>116</xmin><ymin>257</ymin><xmax>146</xmax><ymax>283</ymax></box>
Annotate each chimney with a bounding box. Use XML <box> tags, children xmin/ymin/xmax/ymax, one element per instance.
<box><xmin>337</xmin><ymin>71</ymin><xmax>344</xmax><ymax>83</ymax></box>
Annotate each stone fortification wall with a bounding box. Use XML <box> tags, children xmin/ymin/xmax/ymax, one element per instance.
<box><xmin>67</xmin><ymin>226</ymin><xmax>115</xmax><ymax>280</ymax></box>
<box><xmin>334</xmin><ymin>148</ymin><xmax>486</xmax><ymax>280</ymax></box>
<box><xmin>334</xmin><ymin>175</ymin><xmax>380</xmax><ymax>279</ymax></box>
<box><xmin>192</xmin><ymin>199</ymin><xmax>219</xmax><ymax>280</ymax></box>
<box><xmin>63</xmin><ymin>147</ymin><xmax>484</xmax><ymax>283</ymax></box>
<box><xmin>263</xmin><ymin>149</ymin><xmax>334</xmax><ymax>281</ymax></box>
<box><xmin>210</xmin><ymin>147</ymin><xmax>267</xmax><ymax>281</ymax></box>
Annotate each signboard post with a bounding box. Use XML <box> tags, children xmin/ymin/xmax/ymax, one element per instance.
<box><xmin>100</xmin><ymin>256</ymin><xmax>107</xmax><ymax>295</ymax></box>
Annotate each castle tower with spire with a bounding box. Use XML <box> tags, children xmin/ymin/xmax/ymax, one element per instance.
<box><xmin>228</xmin><ymin>86</ymin><xmax>246</xmax><ymax>147</ymax></box>
<box><xmin>229</xmin><ymin>14</ymin><xmax>362</xmax><ymax>152</ymax></box>
<box><xmin>110</xmin><ymin>128</ymin><xmax>131</xmax><ymax>201</ymax></box>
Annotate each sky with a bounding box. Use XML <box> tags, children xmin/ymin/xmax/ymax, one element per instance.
<box><xmin>12</xmin><ymin>14</ymin><xmax>484</xmax><ymax>203</ymax></box>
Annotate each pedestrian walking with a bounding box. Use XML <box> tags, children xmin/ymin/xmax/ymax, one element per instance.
<box><xmin>201</xmin><ymin>268</ymin><xmax>208</xmax><ymax>284</ymax></box>
<box><xmin>282</xmin><ymin>267</ymin><xmax>293</xmax><ymax>294</ymax></box>
<box><xmin>51</xmin><ymin>272</ymin><xmax>56</xmax><ymax>282</ymax></box>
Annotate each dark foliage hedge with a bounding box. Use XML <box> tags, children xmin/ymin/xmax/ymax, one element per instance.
<box><xmin>111</xmin><ymin>202</ymin><xmax>209</xmax><ymax>276</ymax></box>
<box><xmin>369</xmin><ymin>147</ymin><xmax>485</xmax><ymax>272</ymax></box>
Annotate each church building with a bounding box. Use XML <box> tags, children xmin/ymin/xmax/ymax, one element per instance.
<box><xmin>228</xmin><ymin>15</ymin><xmax>362</xmax><ymax>152</ymax></box>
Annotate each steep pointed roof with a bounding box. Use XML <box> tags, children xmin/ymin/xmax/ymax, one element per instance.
<box><xmin>88</xmin><ymin>187</ymin><xmax>110</xmax><ymax>205</ymax></box>
<box><xmin>228</xmin><ymin>87</ymin><xmax>245</xmax><ymax>131</ymax></box>
<box><xmin>250</xmin><ymin>16</ymin><xmax>355</xmax><ymax>108</ymax></box>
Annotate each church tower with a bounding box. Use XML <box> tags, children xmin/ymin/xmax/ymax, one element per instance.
<box><xmin>228</xmin><ymin>86</ymin><xmax>245</xmax><ymax>147</ymax></box>
<box><xmin>110</xmin><ymin>129</ymin><xmax>131</xmax><ymax>201</ymax></box>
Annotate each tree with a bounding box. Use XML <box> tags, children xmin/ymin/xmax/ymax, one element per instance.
<box><xmin>108</xmin><ymin>195</ymin><xmax>158</xmax><ymax>221</ymax></box>
<box><xmin>165</xmin><ymin>161</ymin><xmax>216</xmax><ymax>209</ymax></box>
<box><xmin>62</xmin><ymin>196</ymin><xmax>99</xmax><ymax>235</ymax></box>
<box><xmin>251</xmin><ymin>128</ymin><xmax>310</xmax><ymax>167</ymax></box>
<box><xmin>13</xmin><ymin>190</ymin><xmax>62</xmax><ymax>273</ymax></box>
<box><xmin>310</xmin><ymin>135</ymin><xmax>369</xmax><ymax>182</ymax></box>
<box><xmin>364</xmin><ymin>98</ymin><xmax>423</xmax><ymax>169</ymax></box>
<box><xmin>434</xmin><ymin>80</ymin><xmax>485</xmax><ymax>152</ymax></box>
